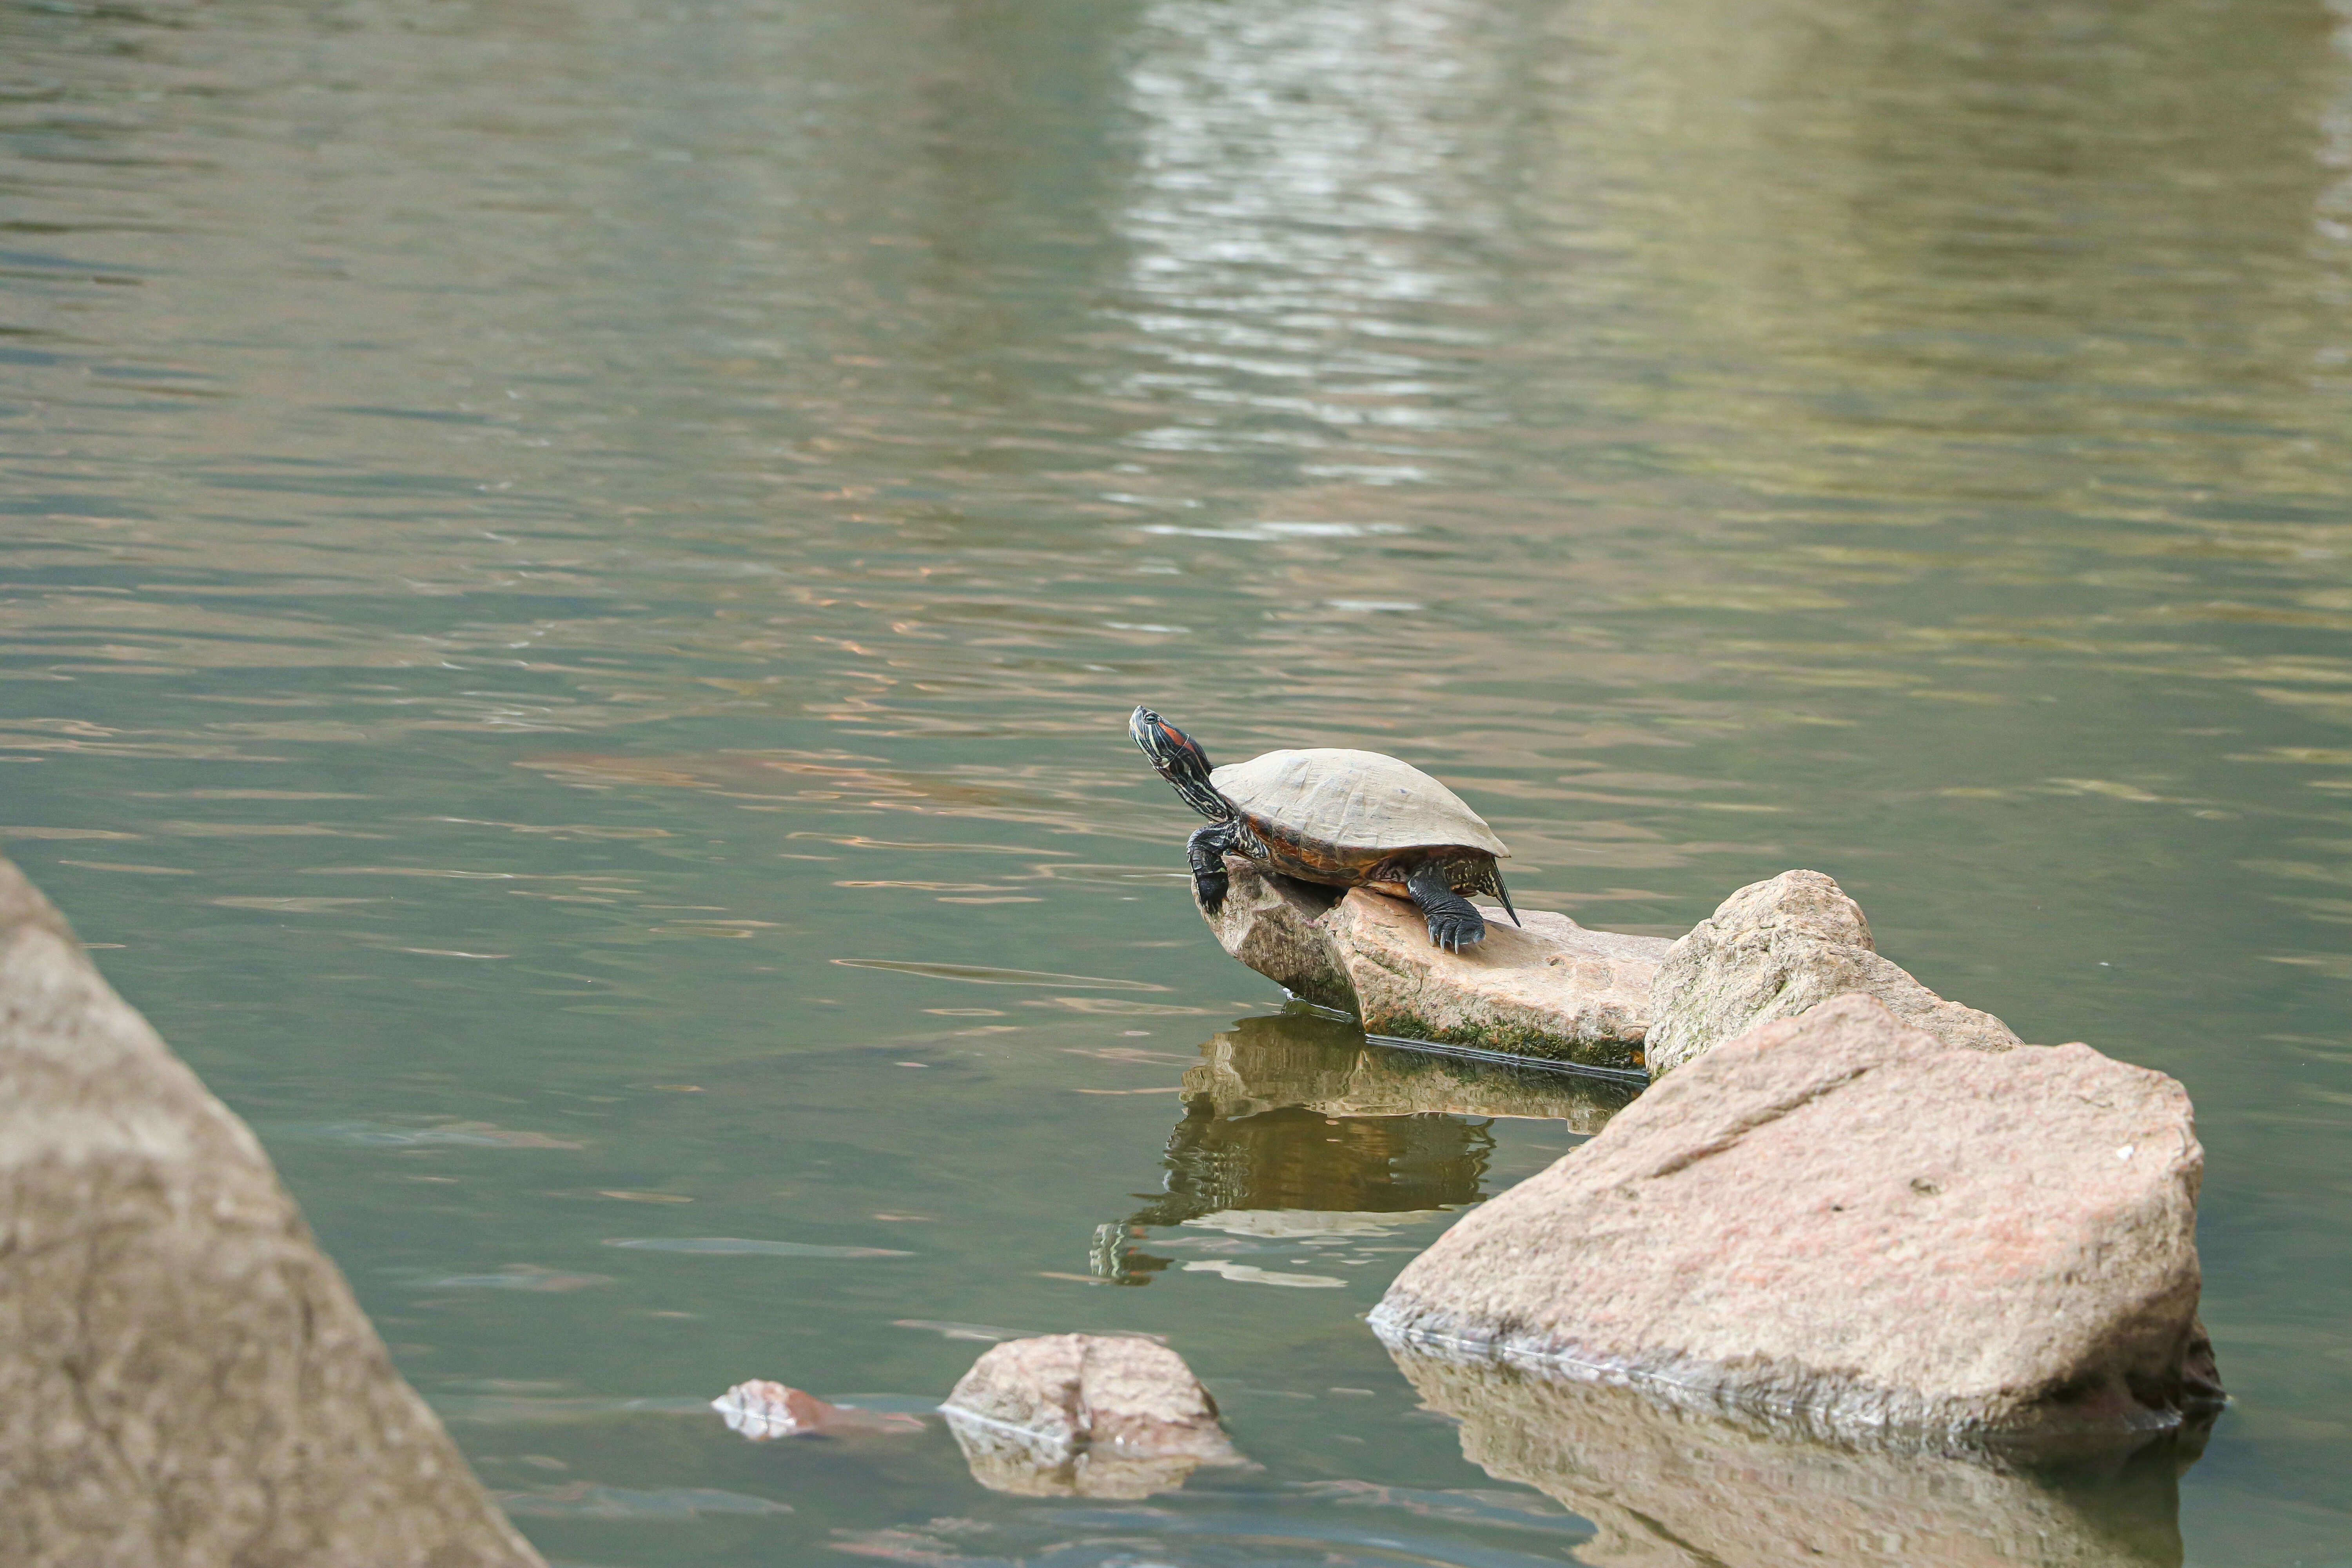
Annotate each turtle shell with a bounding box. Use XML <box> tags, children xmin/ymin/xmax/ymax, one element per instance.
<box><xmin>1209</xmin><ymin>748</ymin><xmax>1508</xmax><ymax>863</ymax></box>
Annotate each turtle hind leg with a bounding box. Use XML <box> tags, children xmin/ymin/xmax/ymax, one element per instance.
<box><xmin>1407</xmin><ymin>861</ymin><xmax>1487</xmax><ymax>953</ymax></box>
<box><xmin>1187</xmin><ymin>820</ymin><xmax>1241</xmax><ymax>914</ymax></box>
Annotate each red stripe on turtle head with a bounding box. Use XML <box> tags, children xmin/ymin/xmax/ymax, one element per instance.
<box><xmin>1129</xmin><ymin>707</ymin><xmax>1227</xmax><ymax>820</ymax></box>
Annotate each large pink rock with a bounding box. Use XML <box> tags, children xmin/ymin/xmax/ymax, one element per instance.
<box><xmin>1201</xmin><ymin>857</ymin><xmax>1665</xmax><ymax>1069</ymax></box>
<box><xmin>1369</xmin><ymin>994</ymin><xmax>2221</xmax><ymax>1440</ymax></box>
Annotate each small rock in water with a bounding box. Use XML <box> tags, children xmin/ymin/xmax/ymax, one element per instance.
<box><xmin>712</xmin><ymin>1380</ymin><xmax>830</xmax><ymax>1439</ymax></box>
<box><xmin>940</xmin><ymin>1334</ymin><xmax>1245</xmax><ymax>1498</ymax></box>
<box><xmin>711</xmin><ymin>1380</ymin><xmax>922</xmax><ymax>1440</ymax></box>
<box><xmin>1645</xmin><ymin>869</ymin><xmax>2020</xmax><ymax>1076</ymax></box>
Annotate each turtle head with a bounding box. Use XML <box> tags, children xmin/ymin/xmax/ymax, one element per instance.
<box><xmin>1130</xmin><ymin>706</ymin><xmax>1229</xmax><ymax>821</ymax></box>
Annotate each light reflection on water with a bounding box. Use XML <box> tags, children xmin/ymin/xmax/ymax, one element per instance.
<box><xmin>5</xmin><ymin>0</ymin><xmax>2352</xmax><ymax>1559</ymax></box>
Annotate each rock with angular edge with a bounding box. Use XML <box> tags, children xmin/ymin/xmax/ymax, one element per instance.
<box><xmin>1645</xmin><ymin>869</ymin><xmax>2020</xmax><ymax>1076</ymax></box>
<box><xmin>1370</xmin><ymin>994</ymin><xmax>2221</xmax><ymax>1441</ymax></box>
<box><xmin>1201</xmin><ymin>856</ymin><xmax>1666</xmax><ymax>1069</ymax></box>
<box><xmin>1387</xmin><ymin>1345</ymin><xmax>2205</xmax><ymax>1568</ymax></box>
<box><xmin>0</xmin><ymin>854</ymin><xmax>544</xmax><ymax>1568</ymax></box>
<box><xmin>940</xmin><ymin>1334</ymin><xmax>1243</xmax><ymax>1498</ymax></box>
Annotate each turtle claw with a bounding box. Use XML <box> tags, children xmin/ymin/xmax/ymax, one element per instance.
<box><xmin>1405</xmin><ymin>862</ymin><xmax>1488</xmax><ymax>953</ymax></box>
<box><xmin>1194</xmin><ymin>871</ymin><xmax>1230</xmax><ymax>915</ymax></box>
<box><xmin>1426</xmin><ymin>912</ymin><xmax>1486</xmax><ymax>952</ymax></box>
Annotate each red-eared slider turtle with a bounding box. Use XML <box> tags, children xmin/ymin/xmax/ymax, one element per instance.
<box><xmin>1129</xmin><ymin>706</ymin><xmax>1519</xmax><ymax>952</ymax></box>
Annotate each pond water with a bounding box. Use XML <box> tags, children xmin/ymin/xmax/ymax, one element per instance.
<box><xmin>5</xmin><ymin>0</ymin><xmax>2352</xmax><ymax>1561</ymax></box>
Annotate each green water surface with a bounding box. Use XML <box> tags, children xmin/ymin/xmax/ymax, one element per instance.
<box><xmin>4</xmin><ymin>0</ymin><xmax>2351</xmax><ymax>1561</ymax></box>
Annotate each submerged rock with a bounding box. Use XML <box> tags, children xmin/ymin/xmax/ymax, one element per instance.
<box><xmin>0</xmin><ymin>855</ymin><xmax>542</xmax><ymax>1568</ymax></box>
<box><xmin>1645</xmin><ymin>869</ymin><xmax>2020</xmax><ymax>1076</ymax></box>
<box><xmin>710</xmin><ymin>1380</ymin><xmax>923</xmax><ymax>1440</ymax></box>
<box><xmin>1201</xmin><ymin>856</ymin><xmax>1666</xmax><ymax>1069</ymax></box>
<box><xmin>1388</xmin><ymin>1345</ymin><xmax>2206</xmax><ymax>1568</ymax></box>
<box><xmin>1370</xmin><ymin>994</ymin><xmax>2221</xmax><ymax>1442</ymax></box>
<box><xmin>940</xmin><ymin>1334</ymin><xmax>1243</xmax><ymax>1498</ymax></box>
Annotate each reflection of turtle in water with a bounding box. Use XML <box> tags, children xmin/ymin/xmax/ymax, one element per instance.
<box><xmin>1136</xmin><ymin>1100</ymin><xmax>1495</xmax><ymax>1223</ymax></box>
<box><xmin>1093</xmin><ymin>1093</ymin><xmax>1497</xmax><ymax>1285</ymax></box>
<box><xmin>1130</xmin><ymin>707</ymin><xmax>1519</xmax><ymax>953</ymax></box>
<box><xmin>1089</xmin><ymin>1013</ymin><xmax>1639</xmax><ymax>1285</ymax></box>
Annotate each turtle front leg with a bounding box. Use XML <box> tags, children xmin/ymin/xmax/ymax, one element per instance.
<box><xmin>1406</xmin><ymin>861</ymin><xmax>1488</xmax><ymax>953</ymax></box>
<box><xmin>1187</xmin><ymin>820</ymin><xmax>1241</xmax><ymax>914</ymax></box>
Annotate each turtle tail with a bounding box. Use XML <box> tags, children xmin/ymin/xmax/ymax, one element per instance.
<box><xmin>1484</xmin><ymin>862</ymin><xmax>1522</xmax><ymax>927</ymax></box>
<box><xmin>1443</xmin><ymin>857</ymin><xmax>1521</xmax><ymax>927</ymax></box>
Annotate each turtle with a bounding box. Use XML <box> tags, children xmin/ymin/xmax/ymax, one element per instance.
<box><xmin>1129</xmin><ymin>706</ymin><xmax>1519</xmax><ymax>952</ymax></box>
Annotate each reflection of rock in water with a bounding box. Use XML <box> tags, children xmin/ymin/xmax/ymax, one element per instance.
<box><xmin>1096</xmin><ymin>1011</ymin><xmax>1633</xmax><ymax>1283</ymax></box>
<box><xmin>944</xmin><ymin>1411</ymin><xmax>1225</xmax><ymax>1500</ymax></box>
<box><xmin>1185</xmin><ymin>1012</ymin><xmax>1635</xmax><ymax>1132</ymax></box>
<box><xmin>1389</xmin><ymin>1346</ymin><xmax>2204</xmax><ymax>1568</ymax></box>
